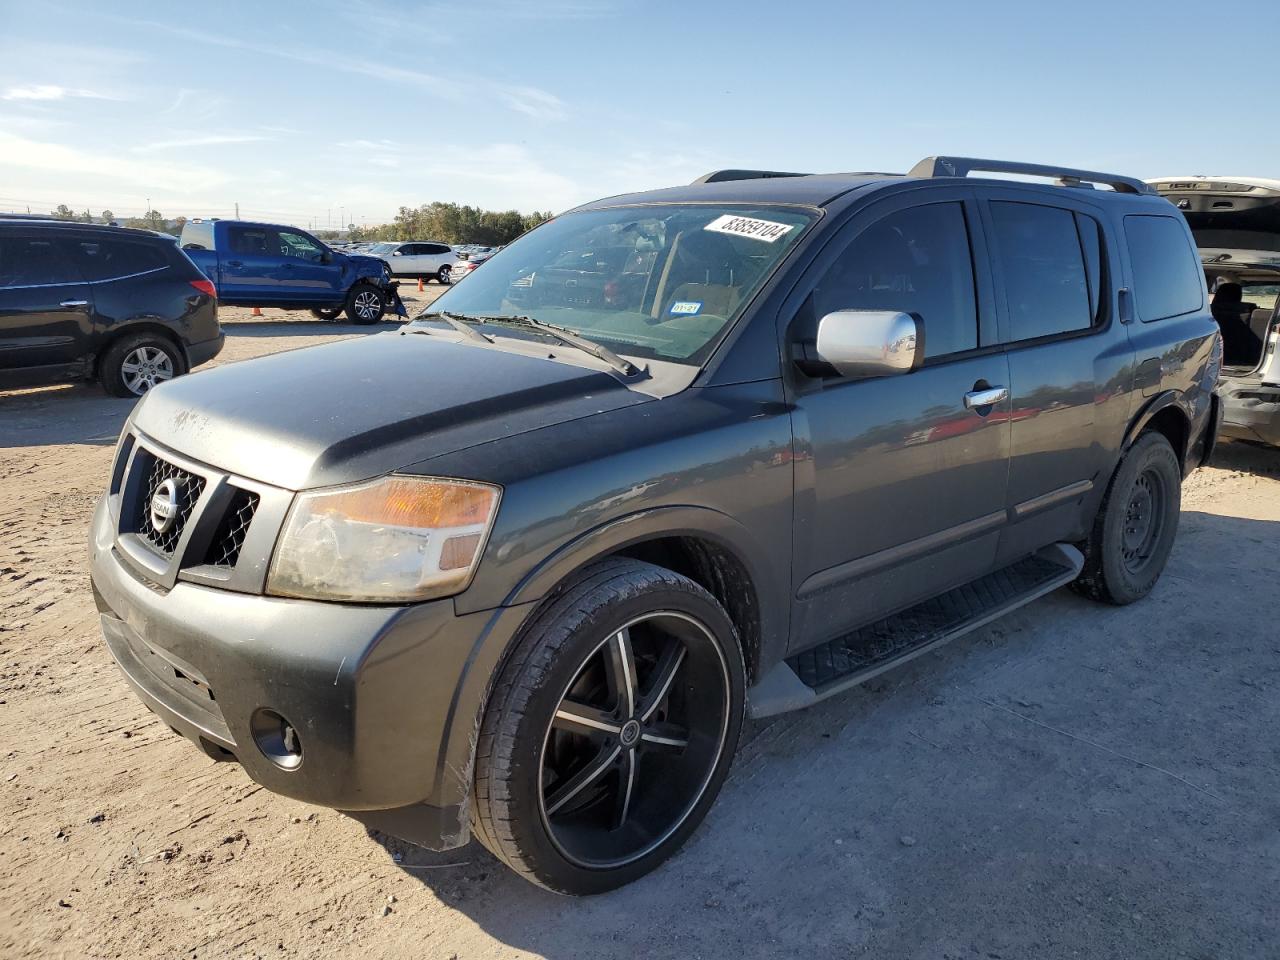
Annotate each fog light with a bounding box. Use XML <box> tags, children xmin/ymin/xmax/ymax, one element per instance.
<box><xmin>250</xmin><ymin>708</ymin><xmax>303</xmax><ymax>770</ymax></box>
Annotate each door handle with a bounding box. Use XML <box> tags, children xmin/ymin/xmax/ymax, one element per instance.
<box><xmin>963</xmin><ymin>386</ymin><xmax>1008</xmax><ymax>409</ymax></box>
<box><xmin>59</xmin><ymin>299</ymin><xmax>89</xmax><ymax>308</ymax></box>
<box><xmin>225</xmin><ymin>260</ymin><xmax>243</xmax><ymax>268</ymax></box>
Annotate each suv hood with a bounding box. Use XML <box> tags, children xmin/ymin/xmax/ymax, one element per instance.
<box><xmin>132</xmin><ymin>331</ymin><xmax>651</xmax><ymax>490</ymax></box>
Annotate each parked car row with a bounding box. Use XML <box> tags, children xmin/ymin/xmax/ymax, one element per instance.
<box><xmin>90</xmin><ymin>155</ymin><xmax>1232</xmax><ymax>895</ymax></box>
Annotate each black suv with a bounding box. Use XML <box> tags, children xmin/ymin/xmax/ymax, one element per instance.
<box><xmin>89</xmin><ymin>157</ymin><xmax>1219</xmax><ymax>894</ymax></box>
<box><xmin>0</xmin><ymin>218</ymin><xmax>222</xmax><ymax>397</ymax></box>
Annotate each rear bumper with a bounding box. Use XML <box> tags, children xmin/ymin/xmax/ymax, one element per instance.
<box><xmin>186</xmin><ymin>332</ymin><xmax>224</xmax><ymax>369</ymax></box>
<box><xmin>88</xmin><ymin>494</ymin><xmax>534</xmax><ymax>849</ymax></box>
<box><xmin>1219</xmin><ymin>376</ymin><xmax>1280</xmax><ymax>447</ymax></box>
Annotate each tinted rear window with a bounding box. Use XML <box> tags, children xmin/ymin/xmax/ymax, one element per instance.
<box><xmin>0</xmin><ymin>236</ymin><xmax>82</xmax><ymax>286</ymax></box>
<box><xmin>989</xmin><ymin>201</ymin><xmax>1093</xmax><ymax>341</ymax></box>
<box><xmin>1124</xmin><ymin>215</ymin><xmax>1204</xmax><ymax>322</ymax></box>
<box><xmin>72</xmin><ymin>239</ymin><xmax>169</xmax><ymax>281</ymax></box>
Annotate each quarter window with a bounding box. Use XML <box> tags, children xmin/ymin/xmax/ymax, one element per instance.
<box><xmin>808</xmin><ymin>202</ymin><xmax>979</xmax><ymax>359</ymax></box>
<box><xmin>1124</xmin><ymin>215</ymin><xmax>1204</xmax><ymax>322</ymax></box>
<box><xmin>0</xmin><ymin>237</ymin><xmax>81</xmax><ymax>287</ymax></box>
<box><xmin>989</xmin><ymin>201</ymin><xmax>1094</xmax><ymax>341</ymax></box>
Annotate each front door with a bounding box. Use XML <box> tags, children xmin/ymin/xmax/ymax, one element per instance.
<box><xmin>788</xmin><ymin>191</ymin><xmax>1012</xmax><ymax>649</ymax></box>
<box><xmin>275</xmin><ymin>229</ymin><xmax>342</xmax><ymax>302</ymax></box>
<box><xmin>0</xmin><ymin>233</ymin><xmax>94</xmax><ymax>374</ymax></box>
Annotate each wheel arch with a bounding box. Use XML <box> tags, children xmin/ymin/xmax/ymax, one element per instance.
<box><xmin>1123</xmin><ymin>390</ymin><xmax>1192</xmax><ymax>467</ymax></box>
<box><xmin>503</xmin><ymin>506</ymin><xmax>788</xmax><ymax>685</ymax></box>
<box><xmin>91</xmin><ymin>321</ymin><xmax>189</xmax><ymax>377</ymax></box>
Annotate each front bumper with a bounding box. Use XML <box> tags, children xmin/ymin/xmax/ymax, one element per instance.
<box><xmin>88</xmin><ymin>494</ymin><xmax>533</xmax><ymax>848</ymax></box>
<box><xmin>1219</xmin><ymin>375</ymin><xmax>1280</xmax><ymax>447</ymax></box>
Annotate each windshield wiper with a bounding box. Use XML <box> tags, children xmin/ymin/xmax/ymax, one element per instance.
<box><xmin>471</xmin><ymin>314</ymin><xmax>639</xmax><ymax>377</ymax></box>
<box><xmin>413</xmin><ymin>311</ymin><xmax>494</xmax><ymax>345</ymax></box>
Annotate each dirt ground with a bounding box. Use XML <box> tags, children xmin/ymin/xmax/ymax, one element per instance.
<box><xmin>2</xmin><ymin>297</ymin><xmax>1278</xmax><ymax>959</ymax></box>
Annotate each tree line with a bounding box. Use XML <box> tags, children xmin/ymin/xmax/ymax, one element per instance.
<box><xmin>42</xmin><ymin>201</ymin><xmax>552</xmax><ymax>246</ymax></box>
<box><xmin>347</xmin><ymin>202</ymin><xmax>553</xmax><ymax>246</ymax></box>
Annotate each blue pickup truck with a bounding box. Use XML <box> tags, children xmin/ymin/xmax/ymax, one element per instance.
<box><xmin>179</xmin><ymin>219</ymin><xmax>405</xmax><ymax>324</ymax></box>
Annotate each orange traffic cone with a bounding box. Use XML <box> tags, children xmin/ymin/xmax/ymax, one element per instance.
<box><xmin>252</xmin><ymin>306</ymin><xmax>262</xmax><ymax>317</ymax></box>
<box><xmin>417</xmin><ymin>277</ymin><xmax>424</xmax><ymax>293</ymax></box>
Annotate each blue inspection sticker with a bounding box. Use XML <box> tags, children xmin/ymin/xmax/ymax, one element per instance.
<box><xmin>669</xmin><ymin>301</ymin><xmax>702</xmax><ymax>316</ymax></box>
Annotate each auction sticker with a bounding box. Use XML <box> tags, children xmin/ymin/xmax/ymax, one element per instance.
<box><xmin>669</xmin><ymin>301</ymin><xmax>702</xmax><ymax>315</ymax></box>
<box><xmin>704</xmin><ymin>214</ymin><xmax>795</xmax><ymax>243</ymax></box>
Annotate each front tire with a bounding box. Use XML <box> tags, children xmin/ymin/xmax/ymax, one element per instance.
<box><xmin>310</xmin><ymin>306</ymin><xmax>344</xmax><ymax>321</ymax></box>
<box><xmin>344</xmin><ymin>283</ymin><xmax>386</xmax><ymax>325</ymax></box>
<box><xmin>100</xmin><ymin>333</ymin><xmax>184</xmax><ymax>398</ymax></box>
<box><xmin>1073</xmin><ymin>431</ymin><xmax>1182</xmax><ymax>605</ymax></box>
<box><xmin>473</xmin><ymin>559</ymin><xmax>745</xmax><ymax>895</ymax></box>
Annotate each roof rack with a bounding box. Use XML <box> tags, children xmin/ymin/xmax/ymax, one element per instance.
<box><xmin>907</xmin><ymin>156</ymin><xmax>1154</xmax><ymax>195</ymax></box>
<box><xmin>693</xmin><ymin>169</ymin><xmax>812</xmax><ymax>184</ymax></box>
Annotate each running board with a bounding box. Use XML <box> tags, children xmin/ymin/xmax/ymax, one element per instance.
<box><xmin>747</xmin><ymin>543</ymin><xmax>1083</xmax><ymax>719</ymax></box>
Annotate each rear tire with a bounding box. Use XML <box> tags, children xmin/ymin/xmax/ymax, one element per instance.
<box><xmin>472</xmin><ymin>558</ymin><xmax>745</xmax><ymax>895</ymax></box>
<box><xmin>1072</xmin><ymin>431</ymin><xmax>1181</xmax><ymax>605</ymax></box>
<box><xmin>436</xmin><ymin>265</ymin><xmax>452</xmax><ymax>285</ymax></box>
<box><xmin>344</xmin><ymin>283</ymin><xmax>385</xmax><ymax>325</ymax></box>
<box><xmin>100</xmin><ymin>333</ymin><xmax>185</xmax><ymax>398</ymax></box>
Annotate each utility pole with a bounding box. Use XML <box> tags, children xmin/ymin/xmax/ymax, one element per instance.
<box><xmin>235</xmin><ymin>202</ymin><xmax>240</xmax><ymax>219</ymax></box>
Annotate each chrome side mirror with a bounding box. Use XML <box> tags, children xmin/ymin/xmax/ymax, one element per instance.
<box><xmin>814</xmin><ymin>310</ymin><xmax>922</xmax><ymax>379</ymax></box>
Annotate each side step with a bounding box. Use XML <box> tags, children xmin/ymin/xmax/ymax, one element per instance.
<box><xmin>747</xmin><ymin>543</ymin><xmax>1083</xmax><ymax>719</ymax></box>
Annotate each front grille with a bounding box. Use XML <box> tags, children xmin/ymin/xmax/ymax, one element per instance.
<box><xmin>204</xmin><ymin>488</ymin><xmax>260</xmax><ymax>567</ymax></box>
<box><xmin>137</xmin><ymin>456</ymin><xmax>205</xmax><ymax>555</ymax></box>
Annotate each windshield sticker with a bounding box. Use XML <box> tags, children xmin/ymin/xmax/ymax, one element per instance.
<box><xmin>704</xmin><ymin>214</ymin><xmax>795</xmax><ymax>243</ymax></box>
<box><xmin>669</xmin><ymin>301</ymin><xmax>703</xmax><ymax>315</ymax></box>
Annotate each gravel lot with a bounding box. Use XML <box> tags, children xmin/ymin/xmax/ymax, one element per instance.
<box><xmin>2</xmin><ymin>298</ymin><xmax>1278</xmax><ymax>959</ymax></box>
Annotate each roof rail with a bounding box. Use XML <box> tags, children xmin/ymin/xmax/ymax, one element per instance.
<box><xmin>693</xmin><ymin>169</ymin><xmax>812</xmax><ymax>184</ymax></box>
<box><xmin>907</xmin><ymin>156</ymin><xmax>1154</xmax><ymax>195</ymax></box>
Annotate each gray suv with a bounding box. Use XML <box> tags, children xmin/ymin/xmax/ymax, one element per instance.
<box><xmin>89</xmin><ymin>157</ymin><xmax>1220</xmax><ymax>894</ymax></box>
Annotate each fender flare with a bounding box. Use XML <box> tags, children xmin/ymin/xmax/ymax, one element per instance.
<box><xmin>502</xmin><ymin>503</ymin><xmax>788</xmax><ymax>663</ymax></box>
<box><xmin>1121</xmin><ymin>389</ymin><xmax>1191</xmax><ymax>457</ymax></box>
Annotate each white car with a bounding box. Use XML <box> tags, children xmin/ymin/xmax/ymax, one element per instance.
<box><xmin>368</xmin><ymin>241</ymin><xmax>457</xmax><ymax>284</ymax></box>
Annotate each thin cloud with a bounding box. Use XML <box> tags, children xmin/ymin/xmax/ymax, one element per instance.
<box><xmin>0</xmin><ymin>131</ymin><xmax>231</xmax><ymax>194</ymax></box>
<box><xmin>132</xmin><ymin>20</ymin><xmax>567</xmax><ymax>121</ymax></box>
<box><xmin>1</xmin><ymin>84</ymin><xmax>119</xmax><ymax>102</ymax></box>
<box><xmin>133</xmin><ymin>134</ymin><xmax>271</xmax><ymax>152</ymax></box>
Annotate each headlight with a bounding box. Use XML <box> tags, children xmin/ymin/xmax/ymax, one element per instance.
<box><xmin>266</xmin><ymin>476</ymin><xmax>500</xmax><ymax>602</ymax></box>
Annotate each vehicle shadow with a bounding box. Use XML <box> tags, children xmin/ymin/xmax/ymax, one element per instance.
<box><xmin>362</xmin><ymin>510</ymin><xmax>1280</xmax><ymax>959</ymax></box>
<box><xmin>1210</xmin><ymin>437</ymin><xmax>1280</xmax><ymax>475</ymax></box>
<box><xmin>0</xmin><ymin>382</ymin><xmax>133</xmax><ymax>449</ymax></box>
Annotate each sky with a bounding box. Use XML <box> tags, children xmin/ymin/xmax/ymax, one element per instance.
<box><xmin>1</xmin><ymin>0</ymin><xmax>1275</xmax><ymax>230</ymax></box>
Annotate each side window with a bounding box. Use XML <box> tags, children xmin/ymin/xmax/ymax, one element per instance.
<box><xmin>73</xmin><ymin>239</ymin><xmax>168</xmax><ymax>281</ymax></box>
<box><xmin>809</xmin><ymin>202</ymin><xmax>979</xmax><ymax>359</ymax></box>
<box><xmin>0</xmin><ymin>237</ymin><xmax>82</xmax><ymax>287</ymax></box>
<box><xmin>277</xmin><ymin>230</ymin><xmax>324</xmax><ymax>260</ymax></box>
<box><xmin>988</xmin><ymin>201</ymin><xmax>1093</xmax><ymax>341</ymax></box>
<box><xmin>1124</xmin><ymin>215</ymin><xmax>1204</xmax><ymax>322</ymax></box>
<box><xmin>229</xmin><ymin>226</ymin><xmax>274</xmax><ymax>255</ymax></box>
<box><xmin>424</xmin><ymin>243</ymin><xmax>449</xmax><ymax>255</ymax></box>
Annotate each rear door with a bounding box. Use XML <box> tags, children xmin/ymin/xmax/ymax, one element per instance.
<box><xmin>0</xmin><ymin>233</ymin><xmax>94</xmax><ymax>373</ymax></box>
<box><xmin>788</xmin><ymin>188</ymin><xmax>1013</xmax><ymax>648</ymax></box>
<box><xmin>977</xmin><ymin>190</ymin><xmax>1127</xmax><ymax>559</ymax></box>
<box><xmin>218</xmin><ymin>224</ymin><xmax>281</xmax><ymax>302</ymax></box>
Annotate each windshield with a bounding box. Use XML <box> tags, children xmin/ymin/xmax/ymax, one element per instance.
<box><xmin>414</xmin><ymin>204</ymin><xmax>814</xmax><ymax>364</ymax></box>
<box><xmin>366</xmin><ymin>242</ymin><xmax>397</xmax><ymax>255</ymax></box>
